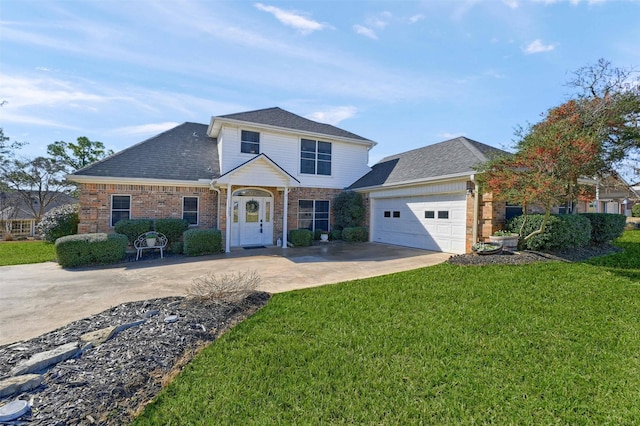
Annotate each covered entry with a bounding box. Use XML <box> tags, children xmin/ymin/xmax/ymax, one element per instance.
<box><xmin>231</xmin><ymin>188</ymin><xmax>274</xmax><ymax>247</ymax></box>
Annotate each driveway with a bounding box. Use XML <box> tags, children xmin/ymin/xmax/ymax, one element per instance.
<box><xmin>0</xmin><ymin>242</ymin><xmax>450</xmax><ymax>345</ymax></box>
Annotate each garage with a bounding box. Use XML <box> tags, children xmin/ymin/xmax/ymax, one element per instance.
<box><xmin>371</xmin><ymin>193</ymin><xmax>467</xmax><ymax>254</ymax></box>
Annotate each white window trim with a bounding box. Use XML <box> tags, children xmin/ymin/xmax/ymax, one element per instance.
<box><xmin>110</xmin><ymin>194</ymin><xmax>131</xmax><ymax>228</ymax></box>
<box><xmin>182</xmin><ymin>196</ymin><xmax>199</xmax><ymax>226</ymax></box>
<box><xmin>299</xmin><ymin>138</ymin><xmax>332</xmax><ymax>177</ymax></box>
<box><xmin>240</xmin><ymin>130</ymin><xmax>260</xmax><ymax>155</ymax></box>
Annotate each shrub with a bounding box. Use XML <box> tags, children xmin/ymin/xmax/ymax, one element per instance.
<box><xmin>183</xmin><ymin>229</ymin><xmax>222</xmax><ymax>256</ymax></box>
<box><xmin>633</xmin><ymin>203</ymin><xmax>640</xmax><ymax>217</ymax></box>
<box><xmin>342</xmin><ymin>226</ymin><xmax>368</xmax><ymax>243</ymax></box>
<box><xmin>55</xmin><ymin>233</ymin><xmax>127</xmax><ymax>268</ymax></box>
<box><xmin>333</xmin><ymin>191</ymin><xmax>365</xmax><ymax>231</ymax></box>
<box><xmin>154</xmin><ymin>218</ymin><xmax>189</xmax><ymax>244</ymax></box>
<box><xmin>507</xmin><ymin>214</ymin><xmax>591</xmax><ymax>252</ymax></box>
<box><xmin>289</xmin><ymin>229</ymin><xmax>313</xmax><ymax>247</ymax></box>
<box><xmin>114</xmin><ymin>219</ymin><xmax>153</xmax><ymax>244</ymax></box>
<box><xmin>329</xmin><ymin>229</ymin><xmax>342</xmax><ymax>241</ymax></box>
<box><xmin>580</xmin><ymin>213</ymin><xmax>627</xmax><ymax>245</ymax></box>
<box><xmin>313</xmin><ymin>229</ymin><xmax>323</xmax><ymax>241</ymax></box>
<box><xmin>37</xmin><ymin>203</ymin><xmax>79</xmax><ymax>243</ymax></box>
<box><xmin>171</xmin><ymin>241</ymin><xmax>183</xmax><ymax>254</ymax></box>
<box><xmin>187</xmin><ymin>270</ymin><xmax>260</xmax><ymax>305</ymax></box>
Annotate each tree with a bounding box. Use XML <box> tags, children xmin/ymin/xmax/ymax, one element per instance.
<box><xmin>332</xmin><ymin>191</ymin><xmax>365</xmax><ymax>231</ymax></box>
<box><xmin>0</xmin><ymin>156</ymin><xmax>72</xmax><ymax>222</ymax></box>
<box><xmin>47</xmin><ymin>136</ymin><xmax>113</xmax><ymax>172</ymax></box>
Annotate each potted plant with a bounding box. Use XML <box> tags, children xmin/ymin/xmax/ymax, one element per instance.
<box><xmin>146</xmin><ymin>231</ymin><xmax>158</xmax><ymax>247</ymax></box>
<box><xmin>320</xmin><ymin>231</ymin><xmax>329</xmax><ymax>242</ymax></box>
<box><xmin>489</xmin><ymin>230</ymin><xmax>519</xmax><ymax>251</ymax></box>
<box><xmin>472</xmin><ymin>242</ymin><xmax>502</xmax><ymax>255</ymax></box>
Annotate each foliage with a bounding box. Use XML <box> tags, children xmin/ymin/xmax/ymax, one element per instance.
<box><xmin>507</xmin><ymin>214</ymin><xmax>591</xmax><ymax>251</ymax></box>
<box><xmin>472</xmin><ymin>242</ymin><xmax>501</xmax><ymax>253</ymax></box>
<box><xmin>329</xmin><ymin>229</ymin><xmax>342</xmax><ymax>241</ymax></box>
<box><xmin>332</xmin><ymin>191</ymin><xmax>365</xmax><ymax>231</ymax></box>
<box><xmin>36</xmin><ymin>203</ymin><xmax>79</xmax><ymax>243</ymax></box>
<box><xmin>187</xmin><ymin>270</ymin><xmax>260</xmax><ymax>305</ymax></box>
<box><xmin>0</xmin><ymin>241</ymin><xmax>56</xmax><ymax>266</ymax></box>
<box><xmin>580</xmin><ymin>213</ymin><xmax>627</xmax><ymax>245</ymax></box>
<box><xmin>171</xmin><ymin>241</ymin><xmax>183</xmax><ymax>254</ymax></box>
<box><xmin>289</xmin><ymin>228</ymin><xmax>313</xmax><ymax>247</ymax></box>
<box><xmin>134</xmin><ymin>232</ymin><xmax>640</xmax><ymax>425</ymax></box>
<box><xmin>47</xmin><ymin>137</ymin><xmax>114</xmax><ymax>172</ymax></box>
<box><xmin>341</xmin><ymin>226</ymin><xmax>368</xmax><ymax>242</ymax></box>
<box><xmin>55</xmin><ymin>233</ymin><xmax>127</xmax><ymax>268</ymax></box>
<box><xmin>633</xmin><ymin>203</ymin><xmax>640</xmax><ymax>217</ymax></box>
<box><xmin>154</xmin><ymin>218</ymin><xmax>189</xmax><ymax>244</ymax></box>
<box><xmin>183</xmin><ymin>229</ymin><xmax>222</xmax><ymax>256</ymax></box>
<box><xmin>114</xmin><ymin>219</ymin><xmax>153</xmax><ymax>244</ymax></box>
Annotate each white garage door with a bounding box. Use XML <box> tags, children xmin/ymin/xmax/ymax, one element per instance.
<box><xmin>371</xmin><ymin>193</ymin><xmax>466</xmax><ymax>254</ymax></box>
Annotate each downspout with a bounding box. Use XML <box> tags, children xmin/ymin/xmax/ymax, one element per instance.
<box><xmin>471</xmin><ymin>174</ymin><xmax>479</xmax><ymax>244</ymax></box>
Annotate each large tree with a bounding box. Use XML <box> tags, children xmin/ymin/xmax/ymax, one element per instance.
<box><xmin>47</xmin><ymin>136</ymin><xmax>114</xmax><ymax>172</ymax></box>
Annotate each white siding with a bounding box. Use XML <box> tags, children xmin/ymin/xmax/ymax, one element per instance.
<box><xmin>218</xmin><ymin>125</ymin><xmax>370</xmax><ymax>189</ymax></box>
<box><xmin>228</xmin><ymin>158</ymin><xmax>293</xmax><ymax>187</ymax></box>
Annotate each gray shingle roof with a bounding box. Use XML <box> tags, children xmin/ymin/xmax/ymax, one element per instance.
<box><xmin>71</xmin><ymin>123</ymin><xmax>218</xmax><ymax>181</ymax></box>
<box><xmin>348</xmin><ymin>137</ymin><xmax>508</xmax><ymax>189</ymax></box>
<box><xmin>218</xmin><ymin>107</ymin><xmax>372</xmax><ymax>142</ymax></box>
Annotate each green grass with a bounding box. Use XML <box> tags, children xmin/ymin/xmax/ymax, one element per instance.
<box><xmin>0</xmin><ymin>240</ymin><xmax>56</xmax><ymax>266</ymax></box>
<box><xmin>135</xmin><ymin>231</ymin><xmax>640</xmax><ymax>425</ymax></box>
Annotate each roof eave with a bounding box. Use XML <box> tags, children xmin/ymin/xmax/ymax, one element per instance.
<box><xmin>351</xmin><ymin>171</ymin><xmax>474</xmax><ymax>192</ymax></box>
<box><xmin>67</xmin><ymin>174</ymin><xmax>213</xmax><ymax>188</ymax></box>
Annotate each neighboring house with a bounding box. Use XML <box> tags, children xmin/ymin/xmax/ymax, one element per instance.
<box><xmin>0</xmin><ymin>192</ymin><xmax>78</xmax><ymax>238</ymax></box>
<box><xmin>590</xmin><ymin>174</ymin><xmax>640</xmax><ymax>216</ymax></box>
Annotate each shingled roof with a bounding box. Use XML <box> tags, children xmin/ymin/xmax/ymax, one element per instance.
<box><xmin>216</xmin><ymin>107</ymin><xmax>373</xmax><ymax>143</ymax></box>
<box><xmin>348</xmin><ymin>137</ymin><xmax>508</xmax><ymax>189</ymax></box>
<box><xmin>70</xmin><ymin>123</ymin><xmax>218</xmax><ymax>182</ymax></box>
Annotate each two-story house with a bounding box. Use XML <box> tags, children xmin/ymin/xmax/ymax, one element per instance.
<box><xmin>69</xmin><ymin>107</ymin><xmax>375</xmax><ymax>252</ymax></box>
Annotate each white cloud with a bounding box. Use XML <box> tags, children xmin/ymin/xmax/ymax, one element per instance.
<box><xmin>438</xmin><ymin>131</ymin><xmax>466</xmax><ymax>139</ymax></box>
<box><xmin>409</xmin><ymin>14</ymin><xmax>425</xmax><ymax>23</ymax></box>
<box><xmin>305</xmin><ymin>106</ymin><xmax>358</xmax><ymax>125</ymax></box>
<box><xmin>503</xmin><ymin>0</ymin><xmax>519</xmax><ymax>8</ymax></box>
<box><xmin>522</xmin><ymin>39</ymin><xmax>556</xmax><ymax>54</ymax></box>
<box><xmin>254</xmin><ymin>3</ymin><xmax>329</xmax><ymax>34</ymax></box>
<box><xmin>111</xmin><ymin>122</ymin><xmax>180</xmax><ymax>137</ymax></box>
<box><xmin>353</xmin><ymin>24</ymin><xmax>378</xmax><ymax>40</ymax></box>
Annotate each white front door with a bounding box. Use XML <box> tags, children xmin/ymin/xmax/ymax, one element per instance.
<box><xmin>238</xmin><ymin>197</ymin><xmax>273</xmax><ymax>246</ymax></box>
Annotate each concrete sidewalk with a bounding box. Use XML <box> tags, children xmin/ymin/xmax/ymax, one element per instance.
<box><xmin>0</xmin><ymin>242</ymin><xmax>450</xmax><ymax>345</ymax></box>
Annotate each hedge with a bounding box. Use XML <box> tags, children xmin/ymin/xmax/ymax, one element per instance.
<box><xmin>507</xmin><ymin>214</ymin><xmax>591</xmax><ymax>252</ymax></box>
<box><xmin>55</xmin><ymin>233</ymin><xmax>128</xmax><ymax>268</ymax></box>
<box><xmin>342</xmin><ymin>226</ymin><xmax>368</xmax><ymax>243</ymax></box>
<box><xmin>580</xmin><ymin>213</ymin><xmax>627</xmax><ymax>245</ymax></box>
<box><xmin>183</xmin><ymin>229</ymin><xmax>222</xmax><ymax>256</ymax></box>
<box><xmin>289</xmin><ymin>229</ymin><xmax>313</xmax><ymax>247</ymax></box>
<box><xmin>633</xmin><ymin>203</ymin><xmax>640</xmax><ymax>217</ymax></box>
<box><xmin>36</xmin><ymin>203</ymin><xmax>79</xmax><ymax>243</ymax></box>
<box><xmin>154</xmin><ymin>218</ymin><xmax>190</xmax><ymax>245</ymax></box>
<box><xmin>114</xmin><ymin>219</ymin><xmax>153</xmax><ymax>244</ymax></box>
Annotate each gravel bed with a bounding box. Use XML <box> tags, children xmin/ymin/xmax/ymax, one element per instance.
<box><xmin>447</xmin><ymin>244</ymin><xmax>621</xmax><ymax>266</ymax></box>
<box><xmin>0</xmin><ymin>293</ymin><xmax>270</xmax><ymax>425</ymax></box>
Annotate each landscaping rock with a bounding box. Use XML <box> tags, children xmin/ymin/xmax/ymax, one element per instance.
<box><xmin>9</xmin><ymin>342</ymin><xmax>79</xmax><ymax>376</ymax></box>
<box><xmin>0</xmin><ymin>374</ymin><xmax>43</xmax><ymax>398</ymax></box>
<box><xmin>80</xmin><ymin>326</ymin><xmax>118</xmax><ymax>347</ymax></box>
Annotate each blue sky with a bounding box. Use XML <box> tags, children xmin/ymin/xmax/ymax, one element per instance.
<box><xmin>1</xmin><ymin>0</ymin><xmax>639</xmax><ymax>166</ymax></box>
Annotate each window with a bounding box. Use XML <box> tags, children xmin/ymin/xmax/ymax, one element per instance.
<box><xmin>111</xmin><ymin>195</ymin><xmax>131</xmax><ymax>227</ymax></box>
<box><xmin>438</xmin><ymin>211</ymin><xmax>449</xmax><ymax>219</ymax></box>
<box><xmin>384</xmin><ymin>211</ymin><xmax>391</xmax><ymax>218</ymax></box>
<box><xmin>183</xmin><ymin>197</ymin><xmax>199</xmax><ymax>225</ymax></box>
<box><xmin>241</xmin><ymin>130</ymin><xmax>260</xmax><ymax>154</ymax></box>
<box><xmin>300</xmin><ymin>139</ymin><xmax>331</xmax><ymax>175</ymax></box>
<box><xmin>393</xmin><ymin>211</ymin><xmax>400</xmax><ymax>218</ymax></box>
<box><xmin>424</xmin><ymin>210</ymin><xmax>435</xmax><ymax>219</ymax></box>
<box><xmin>298</xmin><ymin>200</ymin><xmax>330</xmax><ymax>231</ymax></box>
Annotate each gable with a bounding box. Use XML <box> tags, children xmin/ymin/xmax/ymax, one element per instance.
<box><xmin>214</xmin><ymin>154</ymin><xmax>300</xmax><ymax>188</ymax></box>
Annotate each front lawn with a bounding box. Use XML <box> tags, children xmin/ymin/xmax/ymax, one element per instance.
<box><xmin>136</xmin><ymin>231</ymin><xmax>640</xmax><ymax>424</ymax></box>
<box><xmin>0</xmin><ymin>240</ymin><xmax>56</xmax><ymax>266</ymax></box>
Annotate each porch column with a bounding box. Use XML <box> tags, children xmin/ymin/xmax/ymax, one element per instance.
<box><xmin>282</xmin><ymin>186</ymin><xmax>289</xmax><ymax>249</ymax></box>
<box><xmin>225</xmin><ymin>183</ymin><xmax>232</xmax><ymax>253</ymax></box>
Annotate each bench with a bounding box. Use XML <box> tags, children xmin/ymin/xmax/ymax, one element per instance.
<box><xmin>134</xmin><ymin>232</ymin><xmax>168</xmax><ymax>260</ymax></box>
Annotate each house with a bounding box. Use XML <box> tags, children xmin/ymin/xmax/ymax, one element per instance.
<box><xmin>0</xmin><ymin>191</ymin><xmax>78</xmax><ymax>239</ymax></box>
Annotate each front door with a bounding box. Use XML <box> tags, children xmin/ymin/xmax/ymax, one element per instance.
<box><xmin>238</xmin><ymin>197</ymin><xmax>273</xmax><ymax>246</ymax></box>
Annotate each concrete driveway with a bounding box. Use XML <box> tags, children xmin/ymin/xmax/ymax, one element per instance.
<box><xmin>0</xmin><ymin>242</ymin><xmax>450</xmax><ymax>345</ymax></box>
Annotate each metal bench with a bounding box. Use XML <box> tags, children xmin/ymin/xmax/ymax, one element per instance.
<box><xmin>133</xmin><ymin>232</ymin><xmax>168</xmax><ymax>260</ymax></box>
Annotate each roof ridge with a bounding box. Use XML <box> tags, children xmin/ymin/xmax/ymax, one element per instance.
<box><xmin>458</xmin><ymin>137</ymin><xmax>490</xmax><ymax>163</ymax></box>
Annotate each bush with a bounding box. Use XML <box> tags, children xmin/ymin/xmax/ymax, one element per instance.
<box><xmin>580</xmin><ymin>213</ymin><xmax>627</xmax><ymax>245</ymax></box>
<box><xmin>171</xmin><ymin>241</ymin><xmax>183</xmax><ymax>254</ymax></box>
<box><xmin>154</xmin><ymin>218</ymin><xmax>189</xmax><ymax>244</ymax></box>
<box><xmin>333</xmin><ymin>191</ymin><xmax>365</xmax><ymax>231</ymax></box>
<box><xmin>183</xmin><ymin>229</ymin><xmax>222</xmax><ymax>256</ymax></box>
<box><xmin>289</xmin><ymin>229</ymin><xmax>313</xmax><ymax>247</ymax></box>
<box><xmin>507</xmin><ymin>214</ymin><xmax>591</xmax><ymax>252</ymax></box>
<box><xmin>313</xmin><ymin>229</ymin><xmax>324</xmax><ymax>241</ymax></box>
<box><xmin>329</xmin><ymin>229</ymin><xmax>342</xmax><ymax>241</ymax></box>
<box><xmin>37</xmin><ymin>203</ymin><xmax>79</xmax><ymax>243</ymax></box>
<box><xmin>342</xmin><ymin>226</ymin><xmax>368</xmax><ymax>243</ymax></box>
<box><xmin>633</xmin><ymin>203</ymin><xmax>640</xmax><ymax>217</ymax></box>
<box><xmin>187</xmin><ymin>270</ymin><xmax>260</xmax><ymax>305</ymax></box>
<box><xmin>55</xmin><ymin>233</ymin><xmax>127</xmax><ymax>268</ymax></box>
<box><xmin>114</xmin><ymin>219</ymin><xmax>153</xmax><ymax>244</ymax></box>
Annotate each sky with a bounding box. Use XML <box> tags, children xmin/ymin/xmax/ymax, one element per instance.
<box><xmin>1</xmin><ymin>0</ymin><xmax>639</xmax><ymax>167</ymax></box>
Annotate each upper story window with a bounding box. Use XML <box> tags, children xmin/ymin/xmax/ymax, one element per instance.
<box><xmin>300</xmin><ymin>139</ymin><xmax>331</xmax><ymax>176</ymax></box>
<box><xmin>241</xmin><ymin>130</ymin><xmax>260</xmax><ymax>154</ymax></box>
<box><xmin>111</xmin><ymin>195</ymin><xmax>131</xmax><ymax>227</ymax></box>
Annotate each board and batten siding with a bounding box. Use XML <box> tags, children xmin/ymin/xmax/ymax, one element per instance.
<box><xmin>218</xmin><ymin>126</ymin><xmax>370</xmax><ymax>189</ymax></box>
